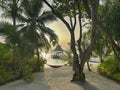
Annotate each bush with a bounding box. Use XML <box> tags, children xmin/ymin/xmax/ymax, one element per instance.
<box><xmin>98</xmin><ymin>55</ymin><xmax>120</xmax><ymax>82</ymax></box>
<box><xmin>27</xmin><ymin>56</ymin><xmax>38</xmax><ymax>72</ymax></box>
<box><xmin>0</xmin><ymin>43</ymin><xmax>13</xmax><ymax>71</ymax></box>
<box><xmin>63</xmin><ymin>57</ymin><xmax>73</xmax><ymax>66</ymax></box>
<box><xmin>98</xmin><ymin>56</ymin><xmax>117</xmax><ymax>75</ymax></box>
<box><xmin>27</xmin><ymin>56</ymin><xmax>46</xmax><ymax>72</ymax></box>
<box><xmin>23</xmin><ymin>65</ymin><xmax>34</xmax><ymax>82</ymax></box>
<box><xmin>113</xmin><ymin>72</ymin><xmax>120</xmax><ymax>80</ymax></box>
<box><xmin>39</xmin><ymin>58</ymin><xmax>47</xmax><ymax>72</ymax></box>
<box><xmin>0</xmin><ymin>67</ymin><xmax>14</xmax><ymax>84</ymax></box>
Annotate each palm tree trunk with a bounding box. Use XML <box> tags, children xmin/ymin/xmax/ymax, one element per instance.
<box><xmin>13</xmin><ymin>16</ymin><xmax>17</xmax><ymax>71</ymax></box>
<box><xmin>36</xmin><ymin>48</ymin><xmax>40</xmax><ymax>71</ymax></box>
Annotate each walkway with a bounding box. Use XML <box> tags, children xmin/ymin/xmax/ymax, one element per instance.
<box><xmin>0</xmin><ymin>65</ymin><xmax>120</xmax><ymax>90</ymax></box>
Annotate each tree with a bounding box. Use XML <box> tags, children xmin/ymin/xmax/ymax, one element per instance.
<box><xmin>17</xmin><ymin>0</ymin><xmax>58</xmax><ymax>71</ymax></box>
<box><xmin>0</xmin><ymin>0</ymin><xmax>58</xmax><ymax>73</ymax></box>
<box><xmin>42</xmin><ymin>0</ymin><xmax>99</xmax><ymax>81</ymax></box>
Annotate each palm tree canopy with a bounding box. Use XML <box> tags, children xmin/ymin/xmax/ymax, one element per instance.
<box><xmin>0</xmin><ymin>22</ymin><xmax>19</xmax><ymax>45</ymax></box>
<box><xmin>17</xmin><ymin>0</ymin><xmax>58</xmax><ymax>50</ymax></box>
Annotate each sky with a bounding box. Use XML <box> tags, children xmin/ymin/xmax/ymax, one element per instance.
<box><xmin>47</xmin><ymin>17</ymin><xmax>81</xmax><ymax>49</ymax></box>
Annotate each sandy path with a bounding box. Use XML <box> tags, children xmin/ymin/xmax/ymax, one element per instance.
<box><xmin>0</xmin><ymin>64</ymin><xmax>120</xmax><ymax>90</ymax></box>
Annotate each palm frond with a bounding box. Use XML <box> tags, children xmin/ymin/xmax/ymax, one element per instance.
<box><xmin>0</xmin><ymin>22</ymin><xmax>16</xmax><ymax>36</ymax></box>
<box><xmin>38</xmin><ymin>26</ymin><xmax>58</xmax><ymax>46</ymax></box>
<box><xmin>16</xmin><ymin>13</ymin><xmax>29</xmax><ymax>23</ymax></box>
<box><xmin>0</xmin><ymin>22</ymin><xmax>19</xmax><ymax>44</ymax></box>
<box><xmin>38</xmin><ymin>11</ymin><xmax>57</xmax><ymax>23</ymax></box>
<box><xmin>21</xmin><ymin>0</ymin><xmax>43</xmax><ymax>18</ymax></box>
<box><xmin>1</xmin><ymin>11</ymin><xmax>12</xmax><ymax>19</ymax></box>
<box><xmin>38</xmin><ymin>33</ymin><xmax>50</xmax><ymax>52</ymax></box>
<box><xmin>0</xmin><ymin>1</ymin><xmax>9</xmax><ymax>10</ymax></box>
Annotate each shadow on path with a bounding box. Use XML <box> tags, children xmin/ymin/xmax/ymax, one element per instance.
<box><xmin>72</xmin><ymin>81</ymin><xmax>99</xmax><ymax>90</ymax></box>
<box><xmin>0</xmin><ymin>72</ymin><xmax>51</xmax><ymax>90</ymax></box>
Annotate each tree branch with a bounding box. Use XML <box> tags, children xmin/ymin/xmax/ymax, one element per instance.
<box><xmin>75</xmin><ymin>0</ymin><xmax>83</xmax><ymax>55</ymax></box>
<box><xmin>73</xmin><ymin>0</ymin><xmax>77</xmax><ymax>31</ymax></box>
<box><xmin>42</xmin><ymin>0</ymin><xmax>71</xmax><ymax>31</ymax></box>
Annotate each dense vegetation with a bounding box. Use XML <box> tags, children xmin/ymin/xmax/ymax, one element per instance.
<box><xmin>96</xmin><ymin>0</ymin><xmax>120</xmax><ymax>82</ymax></box>
<box><xmin>0</xmin><ymin>0</ymin><xmax>57</xmax><ymax>85</ymax></box>
<box><xmin>98</xmin><ymin>56</ymin><xmax>120</xmax><ymax>82</ymax></box>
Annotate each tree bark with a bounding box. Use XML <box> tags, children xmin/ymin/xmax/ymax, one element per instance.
<box><xmin>36</xmin><ymin>48</ymin><xmax>40</xmax><ymax>71</ymax></box>
<box><xmin>70</xmin><ymin>31</ymin><xmax>81</xmax><ymax>81</ymax></box>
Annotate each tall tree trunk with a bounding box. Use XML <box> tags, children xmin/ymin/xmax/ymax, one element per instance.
<box><xmin>12</xmin><ymin>0</ymin><xmax>18</xmax><ymax>71</ymax></box>
<box><xmin>12</xmin><ymin>15</ymin><xmax>17</xmax><ymax>71</ymax></box>
<box><xmin>36</xmin><ymin>48</ymin><xmax>40</xmax><ymax>71</ymax></box>
<box><xmin>70</xmin><ymin>31</ymin><xmax>82</xmax><ymax>81</ymax></box>
<box><xmin>77</xmin><ymin>0</ymin><xmax>98</xmax><ymax>80</ymax></box>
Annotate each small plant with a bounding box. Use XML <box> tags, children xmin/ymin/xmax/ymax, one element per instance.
<box><xmin>39</xmin><ymin>58</ymin><xmax>47</xmax><ymax>72</ymax></box>
<box><xmin>113</xmin><ymin>72</ymin><xmax>120</xmax><ymax>80</ymax></box>
<box><xmin>0</xmin><ymin>67</ymin><xmax>13</xmax><ymax>84</ymax></box>
<box><xmin>63</xmin><ymin>57</ymin><xmax>73</xmax><ymax>66</ymax></box>
<box><xmin>23</xmin><ymin>65</ymin><xmax>34</xmax><ymax>82</ymax></box>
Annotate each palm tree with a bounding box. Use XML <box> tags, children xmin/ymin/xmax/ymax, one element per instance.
<box><xmin>17</xmin><ymin>0</ymin><xmax>58</xmax><ymax>71</ymax></box>
<box><xmin>0</xmin><ymin>0</ymin><xmax>58</xmax><ymax>72</ymax></box>
<box><xmin>0</xmin><ymin>0</ymin><xmax>22</xmax><ymax>70</ymax></box>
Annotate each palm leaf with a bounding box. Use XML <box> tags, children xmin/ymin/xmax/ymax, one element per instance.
<box><xmin>16</xmin><ymin>13</ymin><xmax>29</xmax><ymax>23</ymax></box>
<box><xmin>21</xmin><ymin>0</ymin><xmax>43</xmax><ymax>18</ymax></box>
<box><xmin>38</xmin><ymin>25</ymin><xmax>58</xmax><ymax>46</ymax></box>
<box><xmin>38</xmin><ymin>11</ymin><xmax>57</xmax><ymax>23</ymax></box>
<box><xmin>0</xmin><ymin>22</ymin><xmax>20</xmax><ymax>45</ymax></box>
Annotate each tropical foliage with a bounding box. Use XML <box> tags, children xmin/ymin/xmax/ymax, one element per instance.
<box><xmin>98</xmin><ymin>56</ymin><xmax>120</xmax><ymax>80</ymax></box>
<box><xmin>0</xmin><ymin>0</ymin><xmax>119</xmax><ymax>84</ymax></box>
<box><xmin>0</xmin><ymin>0</ymin><xmax>58</xmax><ymax>84</ymax></box>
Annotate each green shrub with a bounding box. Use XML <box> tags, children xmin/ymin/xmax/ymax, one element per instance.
<box><xmin>23</xmin><ymin>65</ymin><xmax>34</xmax><ymax>82</ymax></box>
<box><xmin>0</xmin><ymin>43</ymin><xmax>13</xmax><ymax>71</ymax></box>
<box><xmin>63</xmin><ymin>57</ymin><xmax>73</xmax><ymax>66</ymax></box>
<box><xmin>0</xmin><ymin>67</ymin><xmax>13</xmax><ymax>84</ymax></box>
<box><xmin>27</xmin><ymin>56</ymin><xmax>46</xmax><ymax>72</ymax></box>
<box><xmin>39</xmin><ymin>58</ymin><xmax>46</xmax><ymax>72</ymax></box>
<box><xmin>98</xmin><ymin>56</ymin><xmax>117</xmax><ymax>75</ymax></box>
<box><xmin>27</xmin><ymin>56</ymin><xmax>38</xmax><ymax>72</ymax></box>
<box><xmin>113</xmin><ymin>72</ymin><xmax>120</xmax><ymax>80</ymax></box>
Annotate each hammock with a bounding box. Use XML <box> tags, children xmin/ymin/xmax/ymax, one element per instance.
<box><xmin>46</xmin><ymin>62</ymin><xmax>68</xmax><ymax>68</ymax></box>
